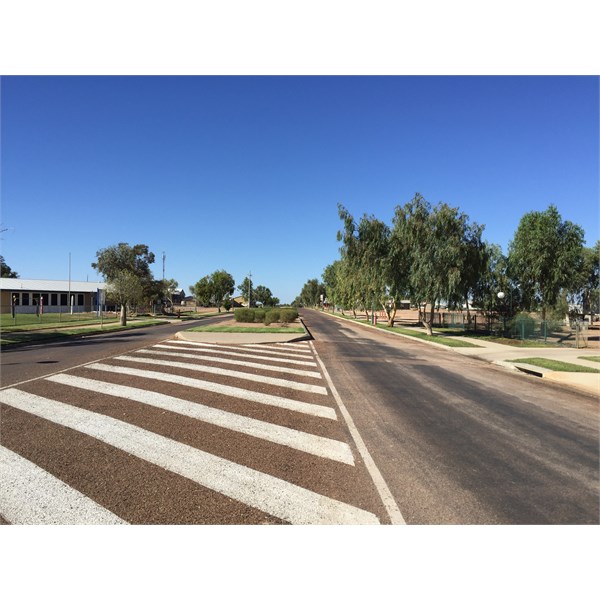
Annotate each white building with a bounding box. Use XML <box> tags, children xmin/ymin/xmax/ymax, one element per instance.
<box><xmin>0</xmin><ymin>278</ymin><xmax>108</xmax><ymax>314</ymax></box>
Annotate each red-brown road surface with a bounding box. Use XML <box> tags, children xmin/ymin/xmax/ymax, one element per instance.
<box><xmin>1</xmin><ymin>319</ymin><xmax>394</xmax><ymax>524</ymax></box>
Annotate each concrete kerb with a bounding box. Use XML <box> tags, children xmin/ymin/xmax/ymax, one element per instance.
<box><xmin>315</xmin><ymin>310</ymin><xmax>600</xmax><ymax>397</ymax></box>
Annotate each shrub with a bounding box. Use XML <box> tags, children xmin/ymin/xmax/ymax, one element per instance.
<box><xmin>264</xmin><ymin>309</ymin><xmax>281</xmax><ymax>325</ymax></box>
<box><xmin>279</xmin><ymin>308</ymin><xmax>298</xmax><ymax>323</ymax></box>
<box><xmin>510</xmin><ymin>313</ymin><xmax>536</xmax><ymax>338</ymax></box>
<box><xmin>253</xmin><ymin>309</ymin><xmax>266</xmax><ymax>323</ymax></box>
<box><xmin>234</xmin><ymin>308</ymin><xmax>255</xmax><ymax>323</ymax></box>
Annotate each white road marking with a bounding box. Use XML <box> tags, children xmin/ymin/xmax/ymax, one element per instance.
<box><xmin>113</xmin><ymin>355</ymin><xmax>328</xmax><ymax>396</ymax></box>
<box><xmin>310</xmin><ymin>341</ymin><xmax>407</xmax><ymax>525</ymax></box>
<box><xmin>171</xmin><ymin>340</ymin><xmax>317</xmax><ymax>362</ymax></box>
<box><xmin>48</xmin><ymin>374</ymin><xmax>353</xmax><ymax>465</ymax></box>
<box><xmin>0</xmin><ymin>389</ymin><xmax>378</xmax><ymax>524</ymax></box>
<box><xmin>139</xmin><ymin>347</ymin><xmax>323</xmax><ymax>379</ymax></box>
<box><xmin>85</xmin><ymin>363</ymin><xmax>337</xmax><ymax>420</ymax></box>
<box><xmin>0</xmin><ymin>445</ymin><xmax>127</xmax><ymax>525</ymax></box>
<box><xmin>165</xmin><ymin>341</ymin><xmax>317</xmax><ymax>366</ymax></box>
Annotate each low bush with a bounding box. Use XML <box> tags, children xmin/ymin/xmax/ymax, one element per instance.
<box><xmin>253</xmin><ymin>309</ymin><xmax>266</xmax><ymax>323</ymax></box>
<box><xmin>264</xmin><ymin>309</ymin><xmax>280</xmax><ymax>325</ymax></box>
<box><xmin>279</xmin><ymin>308</ymin><xmax>299</xmax><ymax>323</ymax></box>
<box><xmin>234</xmin><ymin>308</ymin><xmax>255</xmax><ymax>323</ymax></box>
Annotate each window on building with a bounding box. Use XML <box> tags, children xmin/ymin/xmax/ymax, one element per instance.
<box><xmin>13</xmin><ymin>294</ymin><xmax>20</xmax><ymax>306</ymax></box>
<box><xmin>78</xmin><ymin>294</ymin><xmax>84</xmax><ymax>306</ymax></box>
<box><xmin>60</xmin><ymin>293</ymin><xmax>68</xmax><ymax>305</ymax></box>
<box><xmin>41</xmin><ymin>293</ymin><xmax>49</xmax><ymax>305</ymax></box>
<box><xmin>51</xmin><ymin>293</ymin><xmax>58</xmax><ymax>306</ymax></box>
<box><xmin>22</xmin><ymin>293</ymin><xmax>30</xmax><ymax>306</ymax></box>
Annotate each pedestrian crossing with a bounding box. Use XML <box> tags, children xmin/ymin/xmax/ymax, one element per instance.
<box><xmin>0</xmin><ymin>339</ymin><xmax>384</xmax><ymax>525</ymax></box>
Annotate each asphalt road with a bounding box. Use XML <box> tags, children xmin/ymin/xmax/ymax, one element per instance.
<box><xmin>0</xmin><ymin>315</ymin><xmax>230</xmax><ymax>388</ymax></box>
<box><xmin>302</xmin><ymin>309</ymin><xmax>600</xmax><ymax>524</ymax></box>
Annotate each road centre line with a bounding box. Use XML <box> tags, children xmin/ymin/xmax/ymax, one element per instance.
<box><xmin>140</xmin><ymin>347</ymin><xmax>322</xmax><ymax>379</ymax></box>
<box><xmin>165</xmin><ymin>341</ymin><xmax>317</xmax><ymax>366</ymax></box>
<box><xmin>310</xmin><ymin>341</ymin><xmax>407</xmax><ymax>525</ymax></box>
<box><xmin>48</xmin><ymin>374</ymin><xmax>353</xmax><ymax>465</ymax></box>
<box><xmin>85</xmin><ymin>363</ymin><xmax>337</xmax><ymax>420</ymax></box>
<box><xmin>0</xmin><ymin>389</ymin><xmax>378</xmax><ymax>524</ymax></box>
<box><xmin>0</xmin><ymin>445</ymin><xmax>128</xmax><ymax>525</ymax></box>
<box><xmin>114</xmin><ymin>355</ymin><xmax>328</xmax><ymax>396</ymax></box>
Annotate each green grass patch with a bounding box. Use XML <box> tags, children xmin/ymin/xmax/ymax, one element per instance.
<box><xmin>508</xmin><ymin>358</ymin><xmax>600</xmax><ymax>373</ymax></box>
<box><xmin>188</xmin><ymin>325</ymin><xmax>305</xmax><ymax>334</ymax></box>
<box><xmin>579</xmin><ymin>355</ymin><xmax>600</xmax><ymax>363</ymax></box>
<box><xmin>378</xmin><ymin>324</ymin><xmax>479</xmax><ymax>347</ymax></box>
<box><xmin>0</xmin><ymin>319</ymin><xmax>164</xmax><ymax>347</ymax></box>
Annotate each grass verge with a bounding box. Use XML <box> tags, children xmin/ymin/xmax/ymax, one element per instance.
<box><xmin>0</xmin><ymin>319</ymin><xmax>164</xmax><ymax>347</ymax></box>
<box><xmin>579</xmin><ymin>356</ymin><xmax>600</xmax><ymax>363</ymax></box>
<box><xmin>508</xmin><ymin>358</ymin><xmax>600</xmax><ymax>373</ymax></box>
<box><xmin>389</xmin><ymin>326</ymin><xmax>480</xmax><ymax>347</ymax></box>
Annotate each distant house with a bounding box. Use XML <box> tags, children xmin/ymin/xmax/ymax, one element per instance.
<box><xmin>0</xmin><ymin>278</ymin><xmax>108</xmax><ymax>314</ymax></box>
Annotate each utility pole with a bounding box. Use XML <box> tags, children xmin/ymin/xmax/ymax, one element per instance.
<box><xmin>248</xmin><ymin>270</ymin><xmax>252</xmax><ymax>308</ymax></box>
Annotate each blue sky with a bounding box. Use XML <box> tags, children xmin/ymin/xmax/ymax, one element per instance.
<box><xmin>1</xmin><ymin>76</ymin><xmax>598</xmax><ymax>303</ymax></box>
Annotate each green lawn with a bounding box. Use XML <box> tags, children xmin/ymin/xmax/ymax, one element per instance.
<box><xmin>508</xmin><ymin>357</ymin><xmax>600</xmax><ymax>373</ymax></box>
<box><xmin>579</xmin><ymin>355</ymin><xmax>600</xmax><ymax>363</ymax></box>
<box><xmin>0</xmin><ymin>319</ymin><xmax>163</xmax><ymax>347</ymax></box>
<box><xmin>378</xmin><ymin>324</ymin><xmax>479</xmax><ymax>347</ymax></box>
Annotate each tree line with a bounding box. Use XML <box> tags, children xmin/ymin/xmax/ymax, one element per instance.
<box><xmin>91</xmin><ymin>243</ymin><xmax>282</xmax><ymax>324</ymax></box>
<box><xmin>295</xmin><ymin>194</ymin><xmax>599</xmax><ymax>336</ymax></box>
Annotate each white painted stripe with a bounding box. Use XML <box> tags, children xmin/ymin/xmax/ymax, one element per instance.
<box><xmin>310</xmin><ymin>341</ymin><xmax>406</xmax><ymax>525</ymax></box>
<box><xmin>48</xmin><ymin>374</ymin><xmax>353</xmax><ymax>465</ymax></box>
<box><xmin>140</xmin><ymin>347</ymin><xmax>323</xmax><ymax>379</ymax></box>
<box><xmin>85</xmin><ymin>363</ymin><xmax>336</xmax><ymax>420</ymax></box>
<box><xmin>0</xmin><ymin>445</ymin><xmax>127</xmax><ymax>525</ymax></box>
<box><xmin>171</xmin><ymin>340</ymin><xmax>317</xmax><ymax>363</ymax></box>
<box><xmin>0</xmin><ymin>389</ymin><xmax>378</xmax><ymax>524</ymax></box>
<box><xmin>165</xmin><ymin>341</ymin><xmax>317</xmax><ymax>367</ymax></box>
<box><xmin>242</xmin><ymin>343</ymin><xmax>313</xmax><ymax>355</ymax></box>
<box><xmin>114</xmin><ymin>355</ymin><xmax>328</xmax><ymax>396</ymax></box>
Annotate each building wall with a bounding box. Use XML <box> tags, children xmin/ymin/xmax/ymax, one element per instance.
<box><xmin>0</xmin><ymin>289</ymin><xmax>99</xmax><ymax>314</ymax></box>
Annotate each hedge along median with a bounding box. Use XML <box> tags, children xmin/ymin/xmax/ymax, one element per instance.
<box><xmin>233</xmin><ymin>307</ymin><xmax>299</xmax><ymax>325</ymax></box>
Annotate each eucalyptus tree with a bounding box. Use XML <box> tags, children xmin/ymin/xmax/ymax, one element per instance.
<box><xmin>92</xmin><ymin>242</ymin><xmax>156</xmax><ymax>325</ymax></box>
<box><xmin>191</xmin><ymin>270</ymin><xmax>235</xmax><ymax>311</ymax></box>
<box><xmin>392</xmin><ymin>193</ymin><xmax>486</xmax><ymax>335</ymax></box>
<box><xmin>570</xmin><ymin>240</ymin><xmax>599</xmax><ymax>319</ymax></box>
<box><xmin>189</xmin><ymin>276</ymin><xmax>213</xmax><ymax>307</ymax></box>
<box><xmin>337</xmin><ymin>205</ymin><xmax>391</xmax><ymax>322</ymax></box>
<box><xmin>508</xmin><ymin>204</ymin><xmax>584</xmax><ymax>321</ymax></box>
<box><xmin>211</xmin><ymin>270</ymin><xmax>235</xmax><ymax>312</ymax></box>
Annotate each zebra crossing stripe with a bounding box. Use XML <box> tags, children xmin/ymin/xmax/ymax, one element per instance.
<box><xmin>158</xmin><ymin>341</ymin><xmax>316</xmax><ymax>367</ymax></box>
<box><xmin>242</xmin><ymin>343</ymin><xmax>313</xmax><ymax>355</ymax></box>
<box><xmin>139</xmin><ymin>347</ymin><xmax>323</xmax><ymax>379</ymax></box>
<box><xmin>113</xmin><ymin>355</ymin><xmax>328</xmax><ymax>396</ymax></box>
<box><xmin>0</xmin><ymin>389</ymin><xmax>378</xmax><ymax>524</ymax></box>
<box><xmin>85</xmin><ymin>363</ymin><xmax>337</xmax><ymax>420</ymax></box>
<box><xmin>48</xmin><ymin>374</ymin><xmax>354</xmax><ymax>465</ymax></box>
<box><xmin>0</xmin><ymin>444</ymin><xmax>128</xmax><ymax>525</ymax></box>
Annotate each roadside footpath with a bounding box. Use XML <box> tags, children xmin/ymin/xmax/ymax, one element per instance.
<box><xmin>318</xmin><ymin>311</ymin><xmax>600</xmax><ymax>397</ymax></box>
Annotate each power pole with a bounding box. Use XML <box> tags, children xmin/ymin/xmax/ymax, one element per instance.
<box><xmin>248</xmin><ymin>271</ymin><xmax>252</xmax><ymax>308</ymax></box>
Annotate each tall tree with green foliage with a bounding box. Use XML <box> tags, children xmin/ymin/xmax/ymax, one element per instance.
<box><xmin>0</xmin><ymin>256</ymin><xmax>19</xmax><ymax>278</ymax></box>
<box><xmin>508</xmin><ymin>204</ymin><xmax>585</xmax><ymax>321</ymax></box>
<box><xmin>337</xmin><ymin>205</ymin><xmax>393</xmax><ymax>323</ymax></box>
<box><xmin>571</xmin><ymin>240</ymin><xmax>599</xmax><ymax>319</ymax></box>
<box><xmin>392</xmin><ymin>193</ymin><xmax>486</xmax><ymax>335</ymax></box>
<box><xmin>92</xmin><ymin>242</ymin><xmax>156</xmax><ymax>325</ymax></box>
<box><xmin>238</xmin><ymin>276</ymin><xmax>254</xmax><ymax>307</ymax></box>
<box><xmin>211</xmin><ymin>270</ymin><xmax>235</xmax><ymax>312</ymax></box>
<box><xmin>190</xmin><ymin>270</ymin><xmax>235</xmax><ymax>311</ymax></box>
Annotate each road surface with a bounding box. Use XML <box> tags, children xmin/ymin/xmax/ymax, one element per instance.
<box><xmin>303</xmin><ymin>309</ymin><xmax>599</xmax><ymax>524</ymax></box>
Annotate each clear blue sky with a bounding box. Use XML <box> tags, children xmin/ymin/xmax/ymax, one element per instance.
<box><xmin>1</xmin><ymin>76</ymin><xmax>598</xmax><ymax>303</ymax></box>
